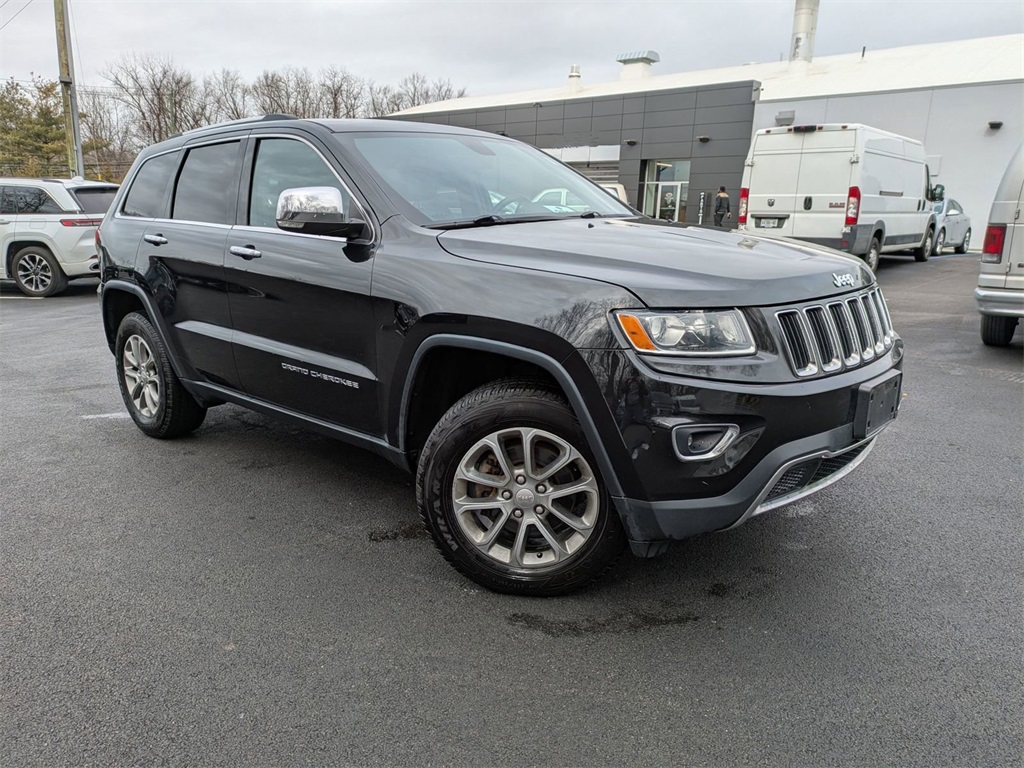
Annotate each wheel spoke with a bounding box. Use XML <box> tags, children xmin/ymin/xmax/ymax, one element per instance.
<box><xmin>548</xmin><ymin>478</ymin><xmax>596</xmax><ymax>501</ymax></box>
<box><xmin>510</xmin><ymin>517</ymin><xmax>530</xmax><ymax>567</ymax></box>
<box><xmin>546</xmin><ymin>504</ymin><xmax>595</xmax><ymax>532</ymax></box>
<box><xmin>479</xmin><ymin>435</ymin><xmax>515</xmax><ymax>481</ymax></box>
<box><xmin>453</xmin><ymin>496</ymin><xmax>509</xmax><ymax>515</ymax></box>
<box><xmin>143</xmin><ymin>384</ymin><xmax>158</xmax><ymax>414</ymax></box>
<box><xmin>534</xmin><ymin>444</ymin><xmax>577</xmax><ymax>482</ymax></box>
<box><xmin>477</xmin><ymin>509</ymin><xmax>511</xmax><ymax>551</ymax></box>
<box><xmin>533</xmin><ymin>516</ymin><xmax>570</xmax><ymax>561</ymax></box>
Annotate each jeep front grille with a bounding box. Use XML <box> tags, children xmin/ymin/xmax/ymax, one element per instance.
<box><xmin>775</xmin><ymin>287</ymin><xmax>894</xmax><ymax>378</ymax></box>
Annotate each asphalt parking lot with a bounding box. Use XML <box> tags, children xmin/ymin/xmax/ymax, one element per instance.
<box><xmin>1</xmin><ymin>252</ymin><xmax>1021</xmax><ymax>767</ymax></box>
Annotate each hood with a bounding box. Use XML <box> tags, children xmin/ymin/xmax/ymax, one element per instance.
<box><xmin>437</xmin><ymin>218</ymin><xmax>874</xmax><ymax>308</ymax></box>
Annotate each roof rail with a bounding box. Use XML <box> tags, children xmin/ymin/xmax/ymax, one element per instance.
<box><xmin>182</xmin><ymin>113</ymin><xmax>298</xmax><ymax>135</ymax></box>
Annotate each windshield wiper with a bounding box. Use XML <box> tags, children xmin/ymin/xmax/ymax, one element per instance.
<box><xmin>428</xmin><ymin>214</ymin><xmax>564</xmax><ymax>230</ymax></box>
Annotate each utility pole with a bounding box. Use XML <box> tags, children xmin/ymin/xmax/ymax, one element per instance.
<box><xmin>53</xmin><ymin>0</ymin><xmax>85</xmax><ymax>177</ymax></box>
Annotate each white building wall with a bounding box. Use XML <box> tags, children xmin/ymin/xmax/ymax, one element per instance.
<box><xmin>753</xmin><ymin>82</ymin><xmax>1022</xmax><ymax>236</ymax></box>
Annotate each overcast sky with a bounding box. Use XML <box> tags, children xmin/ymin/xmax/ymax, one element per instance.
<box><xmin>2</xmin><ymin>0</ymin><xmax>1022</xmax><ymax>97</ymax></box>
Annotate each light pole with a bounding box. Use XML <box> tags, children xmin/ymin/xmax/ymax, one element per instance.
<box><xmin>53</xmin><ymin>0</ymin><xmax>85</xmax><ymax>177</ymax></box>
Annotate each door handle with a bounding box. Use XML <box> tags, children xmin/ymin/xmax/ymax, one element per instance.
<box><xmin>229</xmin><ymin>245</ymin><xmax>262</xmax><ymax>260</ymax></box>
<box><xmin>143</xmin><ymin>234</ymin><xmax>168</xmax><ymax>246</ymax></box>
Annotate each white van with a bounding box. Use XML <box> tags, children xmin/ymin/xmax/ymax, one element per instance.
<box><xmin>976</xmin><ymin>143</ymin><xmax>1023</xmax><ymax>346</ymax></box>
<box><xmin>737</xmin><ymin>124</ymin><xmax>936</xmax><ymax>270</ymax></box>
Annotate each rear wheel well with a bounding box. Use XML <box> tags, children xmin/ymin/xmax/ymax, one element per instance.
<box><xmin>102</xmin><ymin>289</ymin><xmax>147</xmax><ymax>351</ymax></box>
<box><xmin>6</xmin><ymin>240</ymin><xmax>55</xmax><ymax>276</ymax></box>
<box><xmin>404</xmin><ymin>346</ymin><xmax>561</xmax><ymax>460</ymax></box>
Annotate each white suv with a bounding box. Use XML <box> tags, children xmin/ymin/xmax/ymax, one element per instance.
<box><xmin>1</xmin><ymin>178</ymin><xmax>119</xmax><ymax>297</ymax></box>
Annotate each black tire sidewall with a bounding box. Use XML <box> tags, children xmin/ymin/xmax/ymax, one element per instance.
<box><xmin>865</xmin><ymin>237</ymin><xmax>881</xmax><ymax>271</ymax></box>
<box><xmin>419</xmin><ymin>390</ymin><xmax>625</xmax><ymax>596</ymax></box>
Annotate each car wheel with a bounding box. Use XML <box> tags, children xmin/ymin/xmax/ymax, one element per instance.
<box><xmin>934</xmin><ymin>228</ymin><xmax>946</xmax><ymax>255</ymax></box>
<box><xmin>417</xmin><ymin>379</ymin><xmax>627</xmax><ymax>596</ymax></box>
<box><xmin>955</xmin><ymin>229</ymin><xmax>971</xmax><ymax>255</ymax></box>
<box><xmin>115</xmin><ymin>312</ymin><xmax>207</xmax><ymax>438</ymax></box>
<box><xmin>863</xmin><ymin>236</ymin><xmax>881</xmax><ymax>271</ymax></box>
<box><xmin>914</xmin><ymin>228</ymin><xmax>933</xmax><ymax>262</ymax></box>
<box><xmin>12</xmin><ymin>246</ymin><xmax>68</xmax><ymax>297</ymax></box>
<box><xmin>980</xmin><ymin>315</ymin><xmax>1018</xmax><ymax>347</ymax></box>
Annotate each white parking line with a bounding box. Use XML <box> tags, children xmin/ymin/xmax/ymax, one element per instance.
<box><xmin>0</xmin><ymin>295</ymin><xmax>44</xmax><ymax>300</ymax></box>
<box><xmin>81</xmin><ymin>412</ymin><xmax>131</xmax><ymax>420</ymax></box>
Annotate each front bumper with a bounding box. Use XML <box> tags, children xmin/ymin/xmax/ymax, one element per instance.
<box><xmin>583</xmin><ymin>345</ymin><xmax>903</xmax><ymax>556</ymax></box>
<box><xmin>975</xmin><ymin>287</ymin><xmax>1024</xmax><ymax>318</ymax></box>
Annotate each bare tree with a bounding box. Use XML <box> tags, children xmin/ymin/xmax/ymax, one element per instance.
<box><xmin>205</xmin><ymin>69</ymin><xmax>250</xmax><ymax>121</ymax></box>
<box><xmin>105</xmin><ymin>54</ymin><xmax>212</xmax><ymax>143</ymax></box>
<box><xmin>318</xmin><ymin>66</ymin><xmax>365</xmax><ymax>119</ymax></box>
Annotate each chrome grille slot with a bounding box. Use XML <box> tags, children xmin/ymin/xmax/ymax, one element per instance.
<box><xmin>777</xmin><ymin>310</ymin><xmax>817</xmax><ymax>377</ymax></box>
<box><xmin>828</xmin><ymin>302</ymin><xmax>861</xmax><ymax>366</ymax></box>
<box><xmin>870</xmin><ymin>289</ymin><xmax>894</xmax><ymax>348</ymax></box>
<box><xmin>861</xmin><ymin>295</ymin><xmax>885</xmax><ymax>355</ymax></box>
<box><xmin>847</xmin><ymin>297</ymin><xmax>875</xmax><ymax>360</ymax></box>
<box><xmin>805</xmin><ymin>306</ymin><xmax>842</xmax><ymax>372</ymax></box>
<box><xmin>775</xmin><ymin>286</ymin><xmax>896</xmax><ymax>378</ymax></box>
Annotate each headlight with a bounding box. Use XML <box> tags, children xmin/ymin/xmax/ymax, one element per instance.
<box><xmin>614</xmin><ymin>309</ymin><xmax>756</xmax><ymax>356</ymax></box>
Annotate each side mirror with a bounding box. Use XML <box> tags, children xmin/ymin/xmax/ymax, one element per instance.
<box><xmin>929</xmin><ymin>183</ymin><xmax>945</xmax><ymax>203</ymax></box>
<box><xmin>276</xmin><ymin>186</ymin><xmax>367</xmax><ymax>239</ymax></box>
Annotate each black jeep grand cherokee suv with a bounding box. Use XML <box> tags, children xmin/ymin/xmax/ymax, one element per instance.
<box><xmin>98</xmin><ymin>116</ymin><xmax>903</xmax><ymax>595</ymax></box>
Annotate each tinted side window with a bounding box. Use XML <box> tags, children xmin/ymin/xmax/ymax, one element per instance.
<box><xmin>122</xmin><ymin>152</ymin><xmax>179</xmax><ymax>218</ymax></box>
<box><xmin>71</xmin><ymin>187</ymin><xmax>119</xmax><ymax>215</ymax></box>
<box><xmin>172</xmin><ymin>142</ymin><xmax>241</xmax><ymax>225</ymax></box>
<box><xmin>248</xmin><ymin>138</ymin><xmax>351</xmax><ymax>229</ymax></box>
<box><xmin>14</xmin><ymin>187</ymin><xmax>64</xmax><ymax>214</ymax></box>
<box><xmin>0</xmin><ymin>187</ymin><xmax>17</xmax><ymax>215</ymax></box>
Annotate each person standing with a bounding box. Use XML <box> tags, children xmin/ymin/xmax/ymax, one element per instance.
<box><xmin>714</xmin><ymin>186</ymin><xmax>732</xmax><ymax>227</ymax></box>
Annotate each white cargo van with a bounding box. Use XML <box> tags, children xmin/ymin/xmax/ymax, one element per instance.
<box><xmin>738</xmin><ymin>124</ymin><xmax>936</xmax><ymax>270</ymax></box>
<box><xmin>976</xmin><ymin>143</ymin><xmax>1023</xmax><ymax>346</ymax></box>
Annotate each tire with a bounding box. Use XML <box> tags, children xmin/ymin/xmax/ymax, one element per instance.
<box><xmin>955</xmin><ymin>229</ymin><xmax>971</xmax><ymax>255</ymax></box>
<box><xmin>12</xmin><ymin>246</ymin><xmax>68</xmax><ymax>297</ymax></box>
<box><xmin>980</xmin><ymin>315</ymin><xmax>1018</xmax><ymax>347</ymax></box>
<box><xmin>863</xmin><ymin>236</ymin><xmax>881</xmax><ymax>272</ymax></box>
<box><xmin>417</xmin><ymin>379</ymin><xmax>627</xmax><ymax>596</ymax></box>
<box><xmin>114</xmin><ymin>312</ymin><xmax>207</xmax><ymax>438</ymax></box>
<box><xmin>934</xmin><ymin>228</ymin><xmax>946</xmax><ymax>255</ymax></box>
<box><xmin>914</xmin><ymin>227</ymin><xmax>934</xmax><ymax>262</ymax></box>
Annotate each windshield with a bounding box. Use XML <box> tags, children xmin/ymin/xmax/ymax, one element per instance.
<box><xmin>343</xmin><ymin>131</ymin><xmax>633</xmax><ymax>227</ymax></box>
<box><xmin>71</xmin><ymin>186</ymin><xmax>119</xmax><ymax>215</ymax></box>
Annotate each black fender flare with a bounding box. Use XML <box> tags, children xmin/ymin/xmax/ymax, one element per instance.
<box><xmin>100</xmin><ymin>280</ymin><xmax>194</xmax><ymax>382</ymax></box>
<box><xmin>397</xmin><ymin>333</ymin><xmax>627</xmax><ymax>499</ymax></box>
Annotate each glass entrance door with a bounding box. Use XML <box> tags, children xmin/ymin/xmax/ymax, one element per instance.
<box><xmin>642</xmin><ymin>160</ymin><xmax>691</xmax><ymax>222</ymax></box>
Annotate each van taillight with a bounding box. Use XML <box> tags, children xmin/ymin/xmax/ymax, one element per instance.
<box><xmin>845</xmin><ymin>187</ymin><xmax>861</xmax><ymax>226</ymax></box>
<box><xmin>982</xmin><ymin>224</ymin><xmax>1006</xmax><ymax>263</ymax></box>
<box><xmin>738</xmin><ymin>188</ymin><xmax>749</xmax><ymax>224</ymax></box>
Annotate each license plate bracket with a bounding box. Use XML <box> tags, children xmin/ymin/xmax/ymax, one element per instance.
<box><xmin>853</xmin><ymin>369</ymin><xmax>902</xmax><ymax>439</ymax></box>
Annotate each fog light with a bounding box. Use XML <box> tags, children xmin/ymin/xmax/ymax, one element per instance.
<box><xmin>671</xmin><ymin>424</ymin><xmax>740</xmax><ymax>462</ymax></box>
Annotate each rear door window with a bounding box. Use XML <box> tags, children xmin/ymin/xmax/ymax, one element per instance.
<box><xmin>0</xmin><ymin>187</ymin><xmax>18</xmax><ymax>215</ymax></box>
<box><xmin>122</xmin><ymin>152</ymin><xmax>179</xmax><ymax>218</ymax></box>
<box><xmin>12</xmin><ymin>187</ymin><xmax>64</xmax><ymax>214</ymax></box>
<box><xmin>173</xmin><ymin>141</ymin><xmax>242</xmax><ymax>225</ymax></box>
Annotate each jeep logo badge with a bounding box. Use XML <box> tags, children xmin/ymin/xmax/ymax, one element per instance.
<box><xmin>515</xmin><ymin>488</ymin><xmax>536</xmax><ymax>506</ymax></box>
<box><xmin>767</xmin><ymin>198</ymin><xmax>775</xmax><ymax>207</ymax></box>
<box><xmin>833</xmin><ymin>272</ymin><xmax>856</xmax><ymax>288</ymax></box>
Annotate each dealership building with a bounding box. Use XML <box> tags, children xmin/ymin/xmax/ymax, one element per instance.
<box><xmin>394</xmin><ymin>32</ymin><xmax>1023</xmax><ymax>230</ymax></box>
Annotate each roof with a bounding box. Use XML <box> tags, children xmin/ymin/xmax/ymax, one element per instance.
<box><xmin>395</xmin><ymin>34</ymin><xmax>1024</xmax><ymax>116</ymax></box>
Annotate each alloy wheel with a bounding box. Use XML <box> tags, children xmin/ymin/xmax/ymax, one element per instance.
<box><xmin>122</xmin><ymin>334</ymin><xmax>161</xmax><ymax>417</ymax></box>
<box><xmin>17</xmin><ymin>252</ymin><xmax>52</xmax><ymax>294</ymax></box>
<box><xmin>451</xmin><ymin>427</ymin><xmax>600</xmax><ymax>569</ymax></box>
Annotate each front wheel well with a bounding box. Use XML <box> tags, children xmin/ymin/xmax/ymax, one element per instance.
<box><xmin>102</xmin><ymin>289</ymin><xmax>147</xmax><ymax>352</ymax></box>
<box><xmin>404</xmin><ymin>346</ymin><xmax>561</xmax><ymax>460</ymax></box>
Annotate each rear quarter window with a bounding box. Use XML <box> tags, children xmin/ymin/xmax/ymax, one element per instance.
<box><xmin>71</xmin><ymin>187</ymin><xmax>119</xmax><ymax>215</ymax></box>
<box><xmin>122</xmin><ymin>152</ymin><xmax>179</xmax><ymax>218</ymax></box>
<box><xmin>11</xmin><ymin>187</ymin><xmax>65</xmax><ymax>214</ymax></box>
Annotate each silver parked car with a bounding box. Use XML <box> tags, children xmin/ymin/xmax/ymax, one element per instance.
<box><xmin>932</xmin><ymin>197</ymin><xmax>972</xmax><ymax>254</ymax></box>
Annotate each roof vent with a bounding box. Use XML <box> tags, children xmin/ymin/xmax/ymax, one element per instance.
<box><xmin>616</xmin><ymin>50</ymin><xmax>660</xmax><ymax>80</ymax></box>
<box><xmin>568</xmin><ymin>64</ymin><xmax>582</xmax><ymax>93</ymax></box>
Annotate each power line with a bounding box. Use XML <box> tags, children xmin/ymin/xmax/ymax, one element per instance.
<box><xmin>0</xmin><ymin>0</ymin><xmax>35</xmax><ymax>33</ymax></box>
